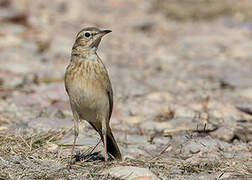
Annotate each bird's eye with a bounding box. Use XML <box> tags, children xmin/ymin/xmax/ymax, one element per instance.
<box><xmin>84</xmin><ymin>32</ymin><xmax>90</xmax><ymax>38</ymax></box>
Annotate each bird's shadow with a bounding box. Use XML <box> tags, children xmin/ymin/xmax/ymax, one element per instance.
<box><xmin>74</xmin><ymin>151</ymin><xmax>105</xmax><ymax>162</ymax></box>
<box><xmin>72</xmin><ymin>139</ymin><xmax>113</xmax><ymax>163</ymax></box>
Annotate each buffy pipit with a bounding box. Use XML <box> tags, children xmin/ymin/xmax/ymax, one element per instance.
<box><xmin>65</xmin><ymin>27</ymin><xmax>122</xmax><ymax>164</ymax></box>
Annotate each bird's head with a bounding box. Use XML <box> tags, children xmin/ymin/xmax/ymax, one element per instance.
<box><xmin>73</xmin><ymin>27</ymin><xmax>111</xmax><ymax>52</ymax></box>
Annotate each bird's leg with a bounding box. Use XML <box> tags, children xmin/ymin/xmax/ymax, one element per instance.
<box><xmin>102</xmin><ymin>118</ymin><xmax>108</xmax><ymax>161</ymax></box>
<box><xmin>69</xmin><ymin>111</ymin><xmax>79</xmax><ymax>165</ymax></box>
<box><xmin>103</xmin><ymin>133</ymin><xmax>108</xmax><ymax>161</ymax></box>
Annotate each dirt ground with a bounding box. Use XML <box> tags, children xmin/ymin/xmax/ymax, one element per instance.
<box><xmin>0</xmin><ymin>0</ymin><xmax>251</xmax><ymax>179</ymax></box>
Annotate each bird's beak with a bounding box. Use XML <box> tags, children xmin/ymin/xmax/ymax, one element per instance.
<box><xmin>99</xmin><ymin>30</ymin><xmax>112</xmax><ymax>36</ymax></box>
<box><xmin>94</xmin><ymin>30</ymin><xmax>112</xmax><ymax>41</ymax></box>
<box><xmin>91</xmin><ymin>30</ymin><xmax>112</xmax><ymax>47</ymax></box>
<box><xmin>90</xmin><ymin>30</ymin><xmax>112</xmax><ymax>48</ymax></box>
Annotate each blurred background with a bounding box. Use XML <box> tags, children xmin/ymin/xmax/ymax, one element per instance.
<box><xmin>0</xmin><ymin>0</ymin><xmax>251</xmax><ymax>179</ymax></box>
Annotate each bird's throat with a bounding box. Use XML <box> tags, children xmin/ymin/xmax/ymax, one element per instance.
<box><xmin>71</xmin><ymin>45</ymin><xmax>98</xmax><ymax>62</ymax></box>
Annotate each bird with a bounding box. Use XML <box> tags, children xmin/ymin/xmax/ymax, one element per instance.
<box><xmin>64</xmin><ymin>27</ymin><xmax>122</xmax><ymax>164</ymax></box>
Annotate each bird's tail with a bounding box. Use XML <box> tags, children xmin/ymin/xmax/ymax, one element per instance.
<box><xmin>89</xmin><ymin>122</ymin><xmax>122</xmax><ymax>160</ymax></box>
<box><xmin>105</xmin><ymin>127</ymin><xmax>122</xmax><ymax>160</ymax></box>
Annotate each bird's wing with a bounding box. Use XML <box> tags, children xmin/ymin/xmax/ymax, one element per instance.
<box><xmin>103</xmin><ymin>70</ymin><xmax>113</xmax><ymax>120</ymax></box>
<box><xmin>64</xmin><ymin>64</ymin><xmax>71</xmax><ymax>94</ymax></box>
<box><xmin>107</xmin><ymin>82</ymin><xmax>113</xmax><ymax>120</ymax></box>
<box><xmin>98</xmin><ymin>58</ymin><xmax>113</xmax><ymax>120</ymax></box>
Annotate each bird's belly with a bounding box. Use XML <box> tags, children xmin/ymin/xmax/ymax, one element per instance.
<box><xmin>68</xmin><ymin>79</ymin><xmax>109</xmax><ymax>122</ymax></box>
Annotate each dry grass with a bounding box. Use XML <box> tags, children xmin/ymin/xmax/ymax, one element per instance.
<box><xmin>0</xmin><ymin>129</ymin><xmax>251</xmax><ymax>179</ymax></box>
<box><xmin>0</xmin><ymin>129</ymin><xmax>69</xmax><ymax>179</ymax></box>
<box><xmin>152</xmin><ymin>0</ymin><xmax>252</xmax><ymax>21</ymax></box>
